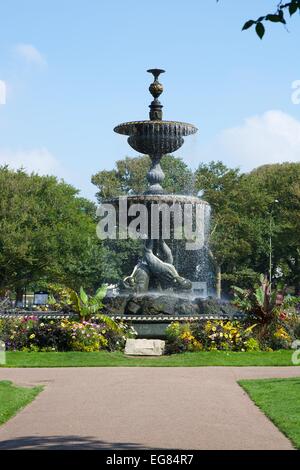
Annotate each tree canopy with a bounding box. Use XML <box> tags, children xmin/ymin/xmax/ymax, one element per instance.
<box><xmin>0</xmin><ymin>166</ymin><xmax>119</xmax><ymax>297</ymax></box>
<box><xmin>194</xmin><ymin>160</ymin><xmax>300</xmax><ymax>294</ymax></box>
<box><xmin>91</xmin><ymin>155</ymin><xmax>194</xmax><ymax>202</ymax></box>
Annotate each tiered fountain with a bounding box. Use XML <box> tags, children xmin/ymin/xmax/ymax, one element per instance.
<box><xmin>103</xmin><ymin>69</ymin><xmax>217</xmax><ymax>337</ymax></box>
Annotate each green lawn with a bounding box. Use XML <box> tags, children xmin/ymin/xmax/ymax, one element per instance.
<box><xmin>239</xmin><ymin>377</ymin><xmax>300</xmax><ymax>449</ymax></box>
<box><xmin>0</xmin><ymin>350</ymin><xmax>297</xmax><ymax>367</ymax></box>
<box><xmin>0</xmin><ymin>380</ymin><xmax>43</xmax><ymax>425</ymax></box>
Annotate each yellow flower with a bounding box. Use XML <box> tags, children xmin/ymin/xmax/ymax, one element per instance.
<box><xmin>274</xmin><ymin>328</ymin><xmax>291</xmax><ymax>341</ymax></box>
<box><xmin>29</xmin><ymin>334</ymin><xmax>35</xmax><ymax>339</ymax></box>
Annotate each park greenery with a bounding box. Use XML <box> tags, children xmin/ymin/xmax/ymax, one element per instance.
<box><xmin>0</xmin><ymin>380</ymin><xmax>43</xmax><ymax>425</ymax></box>
<box><xmin>1</xmin><ymin>284</ymin><xmax>299</xmax><ymax>354</ymax></box>
<box><xmin>240</xmin><ymin>378</ymin><xmax>300</xmax><ymax>449</ymax></box>
<box><xmin>0</xmin><ymin>350</ymin><xmax>297</xmax><ymax>367</ymax></box>
<box><xmin>166</xmin><ymin>275</ymin><xmax>300</xmax><ymax>354</ymax></box>
<box><xmin>0</xmin><ymin>165</ymin><xmax>120</xmax><ymax>303</ymax></box>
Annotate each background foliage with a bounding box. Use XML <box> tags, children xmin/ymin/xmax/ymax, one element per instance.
<box><xmin>1</xmin><ymin>158</ymin><xmax>300</xmax><ymax>299</ymax></box>
<box><xmin>92</xmin><ymin>158</ymin><xmax>300</xmax><ymax>296</ymax></box>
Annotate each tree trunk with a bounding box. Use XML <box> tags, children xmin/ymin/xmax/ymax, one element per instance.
<box><xmin>216</xmin><ymin>265</ymin><xmax>222</xmax><ymax>300</ymax></box>
<box><xmin>15</xmin><ymin>287</ymin><xmax>24</xmax><ymax>308</ymax></box>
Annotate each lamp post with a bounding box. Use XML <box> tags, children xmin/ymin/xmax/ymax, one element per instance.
<box><xmin>269</xmin><ymin>199</ymin><xmax>279</xmax><ymax>290</ymax></box>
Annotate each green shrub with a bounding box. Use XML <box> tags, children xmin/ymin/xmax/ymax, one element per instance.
<box><xmin>294</xmin><ymin>322</ymin><xmax>300</xmax><ymax>339</ymax></box>
<box><xmin>165</xmin><ymin>322</ymin><xmax>203</xmax><ymax>354</ymax></box>
<box><xmin>253</xmin><ymin>320</ymin><xmax>293</xmax><ymax>351</ymax></box>
<box><xmin>193</xmin><ymin>320</ymin><xmax>259</xmax><ymax>352</ymax></box>
<box><xmin>231</xmin><ymin>276</ymin><xmax>299</xmax><ymax>350</ymax></box>
<box><xmin>285</xmin><ymin>315</ymin><xmax>300</xmax><ymax>340</ymax></box>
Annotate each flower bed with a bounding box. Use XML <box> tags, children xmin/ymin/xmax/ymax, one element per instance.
<box><xmin>0</xmin><ymin>316</ymin><xmax>136</xmax><ymax>352</ymax></box>
<box><xmin>165</xmin><ymin>320</ymin><xmax>259</xmax><ymax>354</ymax></box>
<box><xmin>165</xmin><ymin>316</ymin><xmax>300</xmax><ymax>354</ymax></box>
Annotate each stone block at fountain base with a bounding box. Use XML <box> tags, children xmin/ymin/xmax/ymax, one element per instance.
<box><xmin>125</xmin><ymin>338</ymin><xmax>165</xmax><ymax>356</ymax></box>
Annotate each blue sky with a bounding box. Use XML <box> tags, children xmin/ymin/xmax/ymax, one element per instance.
<box><xmin>0</xmin><ymin>0</ymin><xmax>300</xmax><ymax>200</ymax></box>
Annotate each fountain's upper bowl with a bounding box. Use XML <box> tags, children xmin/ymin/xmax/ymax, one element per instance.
<box><xmin>114</xmin><ymin>120</ymin><xmax>197</xmax><ymax>137</ymax></box>
<box><xmin>114</xmin><ymin>120</ymin><xmax>198</xmax><ymax>156</ymax></box>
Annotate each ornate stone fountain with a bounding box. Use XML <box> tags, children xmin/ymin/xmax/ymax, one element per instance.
<box><xmin>102</xmin><ymin>70</ymin><xmax>227</xmax><ymax>336</ymax></box>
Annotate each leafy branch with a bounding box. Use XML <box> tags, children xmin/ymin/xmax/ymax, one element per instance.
<box><xmin>217</xmin><ymin>0</ymin><xmax>300</xmax><ymax>39</ymax></box>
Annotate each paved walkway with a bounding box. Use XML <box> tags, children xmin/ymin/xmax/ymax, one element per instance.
<box><xmin>0</xmin><ymin>367</ymin><xmax>300</xmax><ymax>450</ymax></box>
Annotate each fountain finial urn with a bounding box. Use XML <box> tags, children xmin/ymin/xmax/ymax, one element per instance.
<box><xmin>114</xmin><ymin>69</ymin><xmax>198</xmax><ymax>194</ymax></box>
<box><xmin>148</xmin><ymin>68</ymin><xmax>165</xmax><ymax>120</ymax></box>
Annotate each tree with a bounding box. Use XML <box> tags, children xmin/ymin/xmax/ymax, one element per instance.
<box><xmin>194</xmin><ymin>161</ymin><xmax>258</xmax><ymax>297</ymax></box>
<box><xmin>0</xmin><ymin>166</ymin><xmax>116</xmax><ymax>299</ymax></box>
<box><xmin>194</xmin><ymin>161</ymin><xmax>300</xmax><ymax>297</ymax></box>
<box><xmin>217</xmin><ymin>0</ymin><xmax>300</xmax><ymax>39</ymax></box>
<box><xmin>247</xmin><ymin>163</ymin><xmax>300</xmax><ymax>294</ymax></box>
<box><xmin>91</xmin><ymin>155</ymin><xmax>194</xmax><ymax>201</ymax></box>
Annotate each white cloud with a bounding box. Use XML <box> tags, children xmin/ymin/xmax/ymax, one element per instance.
<box><xmin>217</xmin><ymin>110</ymin><xmax>300</xmax><ymax>170</ymax></box>
<box><xmin>0</xmin><ymin>148</ymin><xmax>60</xmax><ymax>175</ymax></box>
<box><xmin>15</xmin><ymin>44</ymin><xmax>47</xmax><ymax>67</ymax></box>
<box><xmin>0</xmin><ymin>148</ymin><xmax>96</xmax><ymax>199</ymax></box>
